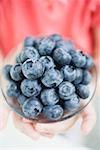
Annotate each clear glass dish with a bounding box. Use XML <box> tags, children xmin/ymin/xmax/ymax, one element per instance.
<box><xmin>0</xmin><ymin>43</ymin><xmax>97</xmax><ymax>123</ymax></box>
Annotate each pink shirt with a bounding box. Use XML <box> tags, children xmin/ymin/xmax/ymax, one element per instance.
<box><xmin>0</xmin><ymin>0</ymin><xmax>100</xmax><ymax>56</ymax></box>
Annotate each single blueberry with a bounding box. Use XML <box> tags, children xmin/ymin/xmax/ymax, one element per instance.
<box><xmin>7</xmin><ymin>81</ymin><xmax>20</xmax><ymax>98</ymax></box>
<box><xmin>39</xmin><ymin>56</ymin><xmax>55</xmax><ymax>70</ymax></box>
<box><xmin>43</xmin><ymin>105</ymin><xmax>63</xmax><ymax>121</ymax></box>
<box><xmin>21</xmin><ymin>79</ymin><xmax>42</xmax><ymax>97</ymax></box>
<box><xmin>53</xmin><ymin>47</ymin><xmax>72</xmax><ymax>65</ymax></box>
<box><xmin>3</xmin><ymin>65</ymin><xmax>12</xmax><ymax>81</ymax></box>
<box><xmin>64</xmin><ymin>94</ymin><xmax>80</xmax><ymax>111</ymax></box>
<box><xmin>22</xmin><ymin>59</ymin><xmax>44</xmax><ymax>79</ymax></box>
<box><xmin>10</xmin><ymin>64</ymin><xmax>23</xmax><ymax>81</ymax></box>
<box><xmin>83</xmin><ymin>56</ymin><xmax>94</xmax><ymax>69</ymax></box>
<box><xmin>20</xmin><ymin>46</ymin><xmax>40</xmax><ymax>62</ymax></box>
<box><xmin>76</xmin><ymin>84</ymin><xmax>90</xmax><ymax>99</ymax></box>
<box><xmin>49</xmin><ymin>34</ymin><xmax>62</xmax><ymax>42</ymax></box>
<box><xmin>56</xmin><ymin>40</ymin><xmax>66</xmax><ymax>48</ymax></box>
<box><xmin>41</xmin><ymin>68</ymin><xmax>63</xmax><ymax>88</ymax></box>
<box><xmin>58</xmin><ymin>81</ymin><xmax>75</xmax><ymax>100</ymax></box>
<box><xmin>56</xmin><ymin>40</ymin><xmax>73</xmax><ymax>51</ymax></box>
<box><xmin>38</xmin><ymin>37</ymin><xmax>55</xmax><ymax>55</ymax></box>
<box><xmin>71</xmin><ymin>51</ymin><xmax>86</xmax><ymax>67</ymax></box>
<box><xmin>73</xmin><ymin>68</ymin><xmax>83</xmax><ymax>84</ymax></box>
<box><xmin>16</xmin><ymin>53</ymin><xmax>22</xmax><ymax>63</ymax></box>
<box><xmin>64</xmin><ymin>40</ymin><xmax>73</xmax><ymax>50</ymax></box>
<box><xmin>61</xmin><ymin>65</ymin><xmax>76</xmax><ymax>82</ymax></box>
<box><xmin>24</xmin><ymin>36</ymin><xmax>35</xmax><ymax>47</ymax></box>
<box><xmin>41</xmin><ymin>88</ymin><xmax>59</xmax><ymax>105</ymax></box>
<box><xmin>34</xmin><ymin>37</ymin><xmax>44</xmax><ymax>49</ymax></box>
<box><xmin>82</xmin><ymin>70</ymin><xmax>92</xmax><ymax>85</ymax></box>
<box><xmin>22</xmin><ymin>97</ymin><xmax>43</xmax><ymax>119</ymax></box>
<box><xmin>68</xmin><ymin>49</ymin><xmax>76</xmax><ymax>55</ymax></box>
<box><xmin>18</xmin><ymin>94</ymin><xmax>27</xmax><ymax>106</ymax></box>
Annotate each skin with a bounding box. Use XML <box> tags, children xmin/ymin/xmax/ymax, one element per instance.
<box><xmin>0</xmin><ymin>27</ymin><xmax>99</xmax><ymax>139</ymax></box>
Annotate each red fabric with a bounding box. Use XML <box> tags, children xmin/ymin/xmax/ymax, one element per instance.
<box><xmin>0</xmin><ymin>0</ymin><xmax>100</xmax><ymax>57</ymax></box>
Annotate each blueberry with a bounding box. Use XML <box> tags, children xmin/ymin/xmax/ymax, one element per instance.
<box><xmin>34</xmin><ymin>37</ymin><xmax>44</xmax><ymax>49</ymax></box>
<box><xmin>82</xmin><ymin>70</ymin><xmax>92</xmax><ymax>85</ymax></box>
<box><xmin>76</xmin><ymin>84</ymin><xmax>90</xmax><ymax>99</ymax></box>
<box><xmin>61</xmin><ymin>65</ymin><xmax>76</xmax><ymax>82</ymax></box>
<box><xmin>64</xmin><ymin>40</ymin><xmax>73</xmax><ymax>50</ymax></box>
<box><xmin>56</xmin><ymin>40</ymin><xmax>65</xmax><ymax>48</ymax></box>
<box><xmin>22</xmin><ymin>97</ymin><xmax>43</xmax><ymax>119</ymax></box>
<box><xmin>18</xmin><ymin>94</ymin><xmax>27</xmax><ymax>106</ymax></box>
<box><xmin>41</xmin><ymin>88</ymin><xmax>59</xmax><ymax>105</ymax></box>
<box><xmin>20</xmin><ymin>47</ymin><xmax>40</xmax><ymax>62</ymax></box>
<box><xmin>7</xmin><ymin>81</ymin><xmax>20</xmax><ymax>97</ymax></box>
<box><xmin>24</xmin><ymin>36</ymin><xmax>35</xmax><ymax>47</ymax></box>
<box><xmin>53</xmin><ymin>47</ymin><xmax>72</xmax><ymax>65</ymax></box>
<box><xmin>56</xmin><ymin>40</ymin><xmax>73</xmax><ymax>51</ymax></box>
<box><xmin>60</xmin><ymin>92</ymin><xmax>75</xmax><ymax>101</ymax></box>
<box><xmin>71</xmin><ymin>51</ymin><xmax>86</xmax><ymax>67</ymax></box>
<box><xmin>38</xmin><ymin>37</ymin><xmax>55</xmax><ymax>55</ymax></box>
<box><xmin>43</xmin><ymin>105</ymin><xmax>63</xmax><ymax>121</ymax></box>
<box><xmin>83</xmin><ymin>56</ymin><xmax>94</xmax><ymax>69</ymax></box>
<box><xmin>41</xmin><ymin>68</ymin><xmax>63</xmax><ymax>88</ymax></box>
<box><xmin>64</xmin><ymin>94</ymin><xmax>80</xmax><ymax>111</ymax></box>
<box><xmin>22</xmin><ymin>59</ymin><xmax>44</xmax><ymax>79</ymax></box>
<box><xmin>49</xmin><ymin>34</ymin><xmax>62</xmax><ymax>42</ymax></box>
<box><xmin>3</xmin><ymin>65</ymin><xmax>12</xmax><ymax>81</ymax></box>
<box><xmin>39</xmin><ymin>56</ymin><xmax>55</xmax><ymax>70</ymax></box>
<box><xmin>10</xmin><ymin>64</ymin><xmax>23</xmax><ymax>81</ymax></box>
<box><xmin>73</xmin><ymin>68</ymin><xmax>83</xmax><ymax>84</ymax></box>
<box><xmin>21</xmin><ymin>79</ymin><xmax>42</xmax><ymax>97</ymax></box>
<box><xmin>58</xmin><ymin>81</ymin><xmax>75</xmax><ymax>100</ymax></box>
<box><xmin>68</xmin><ymin>49</ymin><xmax>76</xmax><ymax>55</ymax></box>
<box><xmin>16</xmin><ymin>53</ymin><xmax>22</xmax><ymax>63</ymax></box>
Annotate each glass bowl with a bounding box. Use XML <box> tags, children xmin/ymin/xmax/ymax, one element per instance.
<box><xmin>0</xmin><ymin>43</ymin><xmax>97</xmax><ymax>123</ymax></box>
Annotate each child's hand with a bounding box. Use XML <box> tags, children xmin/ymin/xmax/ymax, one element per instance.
<box><xmin>12</xmin><ymin>112</ymin><xmax>78</xmax><ymax>139</ymax></box>
<box><xmin>35</xmin><ymin>104</ymin><xmax>96</xmax><ymax>137</ymax></box>
<box><xmin>12</xmin><ymin>113</ymin><xmax>40</xmax><ymax>140</ymax></box>
<box><xmin>0</xmin><ymin>100</ymin><xmax>10</xmax><ymax>130</ymax></box>
<box><xmin>12</xmin><ymin>104</ymin><xmax>96</xmax><ymax>140</ymax></box>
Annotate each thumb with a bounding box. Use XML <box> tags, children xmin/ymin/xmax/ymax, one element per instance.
<box><xmin>0</xmin><ymin>100</ymin><xmax>11</xmax><ymax>130</ymax></box>
<box><xmin>80</xmin><ymin>104</ymin><xmax>96</xmax><ymax>135</ymax></box>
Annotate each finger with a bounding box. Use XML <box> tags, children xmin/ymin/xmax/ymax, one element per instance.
<box><xmin>40</xmin><ymin>132</ymin><xmax>55</xmax><ymax>139</ymax></box>
<box><xmin>22</xmin><ymin>119</ymin><xmax>55</xmax><ymax>138</ymax></box>
<box><xmin>0</xmin><ymin>101</ymin><xmax>11</xmax><ymax>130</ymax></box>
<box><xmin>80</xmin><ymin>104</ymin><xmax>96</xmax><ymax>134</ymax></box>
<box><xmin>35</xmin><ymin>115</ymin><xmax>78</xmax><ymax>134</ymax></box>
<box><xmin>12</xmin><ymin>113</ymin><xmax>40</xmax><ymax>140</ymax></box>
<box><xmin>22</xmin><ymin>118</ymin><xmax>34</xmax><ymax>123</ymax></box>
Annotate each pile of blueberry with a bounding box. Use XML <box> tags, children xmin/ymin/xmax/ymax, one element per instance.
<box><xmin>3</xmin><ymin>34</ymin><xmax>94</xmax><ymax>121</ymax></box>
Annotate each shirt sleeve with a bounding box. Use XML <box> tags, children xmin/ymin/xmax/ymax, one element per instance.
<box><xmin>92</xmin><ymin>1</ymin><xmax>100</xmax><ymax>27</ymax></box>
